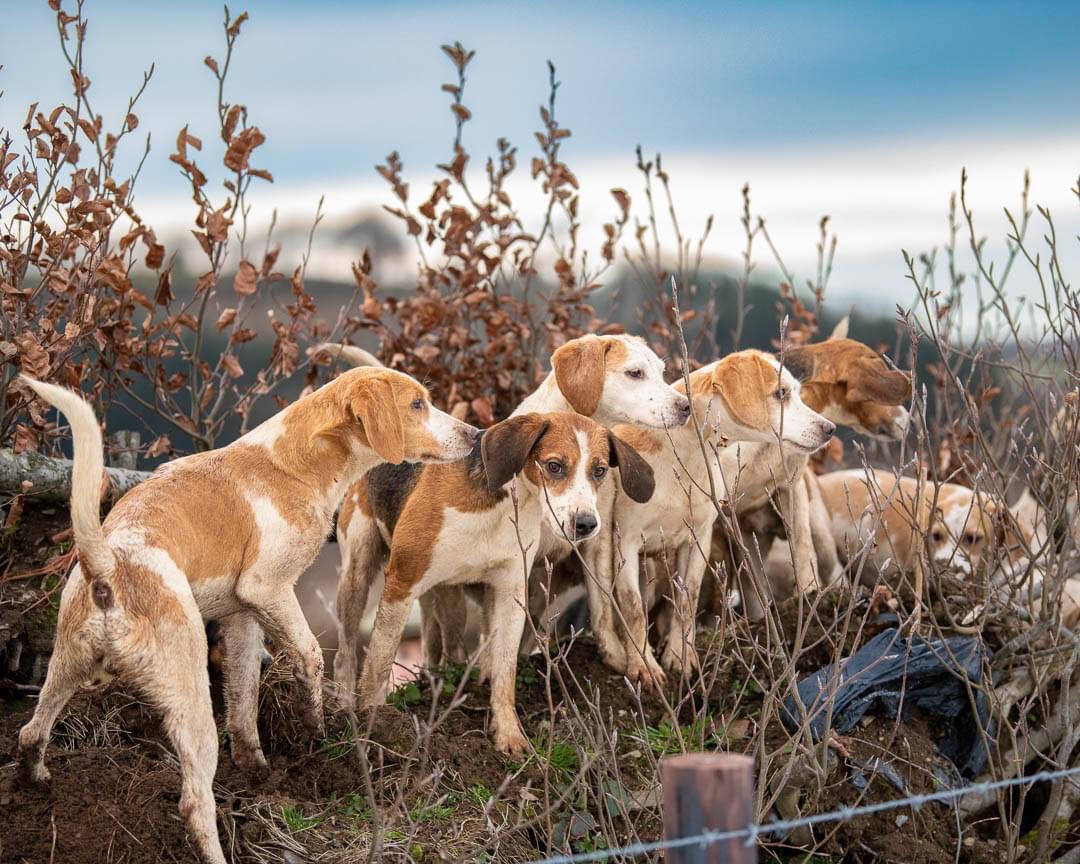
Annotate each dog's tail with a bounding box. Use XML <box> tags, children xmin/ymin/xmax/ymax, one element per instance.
<box><xmin>316</xmin><ymin>343</ymin><xmax>384</xmax><ymax>368</ymax></box>
<box><xmin>21</xmin><ymin>376</ymin><xmax>116</xmax><ymax>585</ymax></box>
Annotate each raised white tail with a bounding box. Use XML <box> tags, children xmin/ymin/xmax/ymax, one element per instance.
<box><xmin>20</xmin><ymin>376</ymin><xmax>115</xmax><ymax>582</ymax></box>
<box><xmin>317</xmin><ymin>343</ymin><xmax>384</xmax><ymax>368</ymax></box>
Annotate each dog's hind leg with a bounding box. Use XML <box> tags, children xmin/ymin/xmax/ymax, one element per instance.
<box><xmin>219</xmin><ymin>610</ymin><xmax>267</xmax><ymax>772</ymax></box>
<box><xmin>17</xmin><ymin>624</ymin><xmax>94</xmax><ymax>788</ymax></box>
<box><xmin>143</xmin><ymin>630</ymin><xmax>226</xmax><ymax>864</ymax></box>
<box><xmin>333</xmin><ymin>514</ymin><xmax>385</xmax><ymax>709</ymax></box>
<box><xmin>421</xmin><ymin>585</ymin><xmax>469</xmax><ymax>668</ymax></box>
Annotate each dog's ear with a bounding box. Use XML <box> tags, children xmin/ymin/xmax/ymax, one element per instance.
<box><xmin>552</xmin><ymin>335</ymin><xmax>606</xmax><ymax>417</ymax></box>
<box><xmin>781</xmin><ymin>346</ymin><xmax>816</xmax><ymax>383</ymax></box>
<box><xmin>351</xmin><ymin>373</ymin><xmax>406</xmax><ymax>464</ymax></box>
<box><xmin>712</xmin><ymin>353</ymin><xmax>771</xmax><ymax>432</ymax></box>
<box><xmin>846</xmin><ymin>360</ymin><xmax>912</xmax><ymax>405</ymax></box>
<box><xmin>608</xmin><ymin>431</ymin><xmax>655</xmax><ymax>503</ymax></box>
<box><xmin>481</xmin><ymin>414</ymin><xmax>548</xmax><ymax>493</ymax></box>
<box><xmin>828</xmin><ymin>316</ymin><xmax>850</xmax><ymax>341</ymax></box>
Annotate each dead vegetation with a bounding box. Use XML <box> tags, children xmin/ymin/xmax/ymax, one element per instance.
<box><xmin>2</xmin><ymin>3</ymin><xmax>1080</xmax><ymax>863</ymax></box>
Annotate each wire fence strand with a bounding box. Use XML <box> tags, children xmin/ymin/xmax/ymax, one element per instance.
<box><xmin>529</xmin><ymin>763</ymin><xmax>1080</xmax><ymax>864</ymax></box>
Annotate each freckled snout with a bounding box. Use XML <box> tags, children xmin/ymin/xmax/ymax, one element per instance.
<box><xmin>572</xmin><ymin>511</ymin><xmax>600</xmax><ymax>541</ymax></box>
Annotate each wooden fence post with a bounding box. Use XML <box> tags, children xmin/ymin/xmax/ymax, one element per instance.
<box><xmin>661</xmin><ymin>752</ymin><xmax>757</xmax><ymax>864</ymax></box>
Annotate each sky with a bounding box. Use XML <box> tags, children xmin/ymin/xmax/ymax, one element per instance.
<box><xmin>3</xmin><ymin>1</ymin><xmax>1079</xmax><ymax>315</ymax></box>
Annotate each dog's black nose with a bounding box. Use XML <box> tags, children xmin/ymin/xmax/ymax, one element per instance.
<box><xmin>573</xmin><ymin>512</ymin><xmax>599</xmax><ymax>539</ymax></box>
<box><xmin>820</xmin><ymin>420</ymin><xmax>836</xmax><ymax>438</ymax></box>
<box><xmin>677</xmin><ymin>397</ymin><xmax>692</xmax><ymax>420</ymax></box>
<box><xmin>467</xmin><ymin>425</ymin><xmax>483</xmax><ymax>443</ymax></box>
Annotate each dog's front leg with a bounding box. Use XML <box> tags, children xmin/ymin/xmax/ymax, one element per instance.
<box><xmin>486</xmin><ymin>571</ymin><xmax>530</xmax><ymax>756</ymax></box>
<box><xmin>582</xmin><ymin>522</ymin><xmax>627</xmax><ymax>673</ymax></box>
<box><xmin>245</xmin><ymin>588</ymin><xmax>325</xmax><ymax>737</ymax></box>
<box><xmin>805</xmin><ymin>474</ymin><xmax>842</xmax><ymax>585</ymax></box>
<box><xmin>614</xmin><ymin>538</ymin><xmax>665</xmax><ymax>690</ymax></box>
<box><xmin>661</xmin><ymin>530</ymin><xmax>711</xmax><ymax>677</ymax></box>
<box><xmin>357</xmin><ymin>590</ymin><xmax>413</xmax><ymax>709</ymax></box>
<box><xmin>786</xmin><ymin>479</ymin><xmax>820</xmax><ymax>593</ymax></box>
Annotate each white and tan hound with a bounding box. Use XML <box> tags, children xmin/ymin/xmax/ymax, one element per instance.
<box><xmin>592</xmin><ymin>350</ymin><xmax>835</xmax><ymax>686</ymax></box>
<box><xmin>341</xmin><ymin>411</ymin><xmax>655</xmax><ymax>754</ymax></box>
<box><xmin>16</xmin><ymin>369</ymin><xmax>478</xmax><ymax>864</ymax></box>
<box><xmin>326</xmin><ymin>333</ymin><xmax>690</xmax><ymax>678</ymax></box>
<box><xmin>711</xmin><ymin>325</ymin><xmax>912</xmax><ymax>620</ymax></box>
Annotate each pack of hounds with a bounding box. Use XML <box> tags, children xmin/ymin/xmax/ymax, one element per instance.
<box><xmin>15</xmin><ymin>321</ymin><xmax>1078</xmax><ymax>863</ymax></box>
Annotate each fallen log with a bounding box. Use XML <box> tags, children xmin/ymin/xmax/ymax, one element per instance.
<box><xmin>0</xmin><ymin>447</ymin><xmax>152</xmax><ymax>503</ymax></box>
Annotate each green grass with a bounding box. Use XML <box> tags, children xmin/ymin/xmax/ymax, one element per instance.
<box><xmin>516</xmin><ymin>662</ymin><xmax>538</xmax><ymax>687</ymax></box>
<box><xmin>280</xmin><ymin>804</ymin><xmax>321</xmax><ymax>833</ymax></box>
<box><xmin>387</xmin><ymin>680</ymin><xmax>422</xmax><ymax>710</ymax></box>
<box><xmin>410</xmin><ymin>793</ymin><xmax>457</xmax><ymax>823</ymax></box>
<box><xmin>466</xmin><ymin>782</ymin><xmax>494</xmax><ymax>806</ymax></box>
<box><xmin>318</xmin><ymin>725</ymin><xmax>356</xmax><ymax>760</ymax></box>
<box><xmin>331</xmin><ymin>792</ymin><xmax>371</xmax><ymax>828</ymax></box>
<box><xmin>641</xmin><ymin>713</ymin><xmax>729</xmax><ymax>758</ymax></box>
<box><xmin>512</xmin><ymin>736</ymin><xmax>580</xmax><ymax>777</ymax></box>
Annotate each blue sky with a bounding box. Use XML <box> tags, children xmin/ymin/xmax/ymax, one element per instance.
<box><xmin>3</xmin><ymin>1</ymin><xmax>1078</xmax><ymax>309</ymax></box>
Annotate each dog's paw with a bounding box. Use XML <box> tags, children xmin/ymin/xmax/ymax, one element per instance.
<box><xmin>16</xmin><ymin>756</ymin><xmax>51</xmax><ymax>791</ymax></box>
<box><xmin>230</xmin><ymin>742</ymin><xmax>269</xmax><ymax>776</ymax></box>
<box><xmin>626</xmin><ymin>652</ymin><xmax>667</xmax><ymax>692</ymax></box>
<box><xmin>660</xmin><ymin>643</ymin><xmax>700</xmax><ymax>679</ymax></box>
<box><xmin>494</xmin><ymin>724</ymin><xmax>530</xmax><ymax>757</ymax></box>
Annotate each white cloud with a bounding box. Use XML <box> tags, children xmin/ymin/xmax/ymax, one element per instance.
<box><xmin>135</xmin><ymin>127</ymin><xmax>1078</xmax><ymax>328</ymax></box>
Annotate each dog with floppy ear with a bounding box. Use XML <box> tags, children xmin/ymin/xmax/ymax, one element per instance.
<box><xmin>325</xmin><ymin>334</ymin><xmax>690</xmax><ymax>675</ymax></box>
<box><xmin>816</xmin><ymin>468</ymin><xmax>1039</xmax><ymax>587</ymax></box>
<box><xmin>15</xmin><ymin>368</ymin><xmax>478</xmax><ymax>864</ymax></box>
<box><xmin>712</xmin><ymin>322</ymin><xmax>912</xmax><ymax>621</ymax></box>
<box><xmin>343</xmin><ymin>411</ymin><xmax>655</xmax><ymax>753</ymax></box>
<box><xmin>587</xmin><ymin>349</ymin><xmax>835</xmax><ymax>685</ymax></box>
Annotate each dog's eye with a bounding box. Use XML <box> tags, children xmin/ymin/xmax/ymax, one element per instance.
<box><xmin>775</xmin><ymin>386</ymin><xmax>789</xmax><ymax>401</ymax></box>
<box><xmin>963</xmin><ymin>532</ymin><xmax>980</xmax><ymax>546</ymax></box>
<box><xmin>546</xmin><ymin>461</ymin><xmax>565</xmax><ymax>477</ymax></box>
<box><xmin>411</xmin><ymin>398</ymin><xmax>424</xmax><ymax>411</ymax></box>
<box><xmin>931</xmin><ymin>529</ymin><xmax>945</xmax><ymax>543</ymax></box>
<box><xmin>625</xmin><ymin>369</ymin><xmax>645</xmax><ymax>380</ymax></box>
<box><xmin>592</xmin><ymin>465</ymin><xmax>608</xmax><ymax>481</ymax></box>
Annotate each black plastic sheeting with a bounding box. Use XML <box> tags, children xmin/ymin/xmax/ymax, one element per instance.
<box><xmin>781</xmin><ymin>627</ymin><xmax>994</xmax><ymax>776</ymax></box>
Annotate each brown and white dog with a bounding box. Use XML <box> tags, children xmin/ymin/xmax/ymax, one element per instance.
<box><xmin>591</xmin><ymin>350</ymin><xmax>835</xmax><ymax>686</ymax></box>
<box><xmin>816</xmin><ymin>468</ymin><xmax>1032</xmax><ymax>584</ymax></box>
<box><xmin>340</xmin><ymin>412</ymin><xmax>655</xmax><ymax>754</ymax></box>
<box><xmin>16</xmin><ymin>370</ymin><xmax>478</xmax><ymax>864</ymax></box>
<box><xmin>326</xmin><ymin>333</ymin><xmax>690</xmax><ymax>678</ymax></box>
<box><xmin>711</xmin><ymin>323</ymin><xmax>912</xmax><ymax>619</ymax></box>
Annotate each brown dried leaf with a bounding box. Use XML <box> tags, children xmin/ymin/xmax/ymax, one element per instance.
<box><xmin>234</xmin><ymin>260</ymin><xmax>258</xmax><ymax>296</ymax></box>
<box><xmin>216</xmin><ymin>308</ymin><xmax>238</xmax><ymax>331</ymax></box>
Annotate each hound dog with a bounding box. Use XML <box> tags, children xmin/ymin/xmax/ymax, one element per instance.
<box><xmin>709</xmin><ymin>322</ymin><xmax>912</xmax><ymax>620</ymax></box>
<box><xmin>340</xmin><ymin>412</ymin><xmax>655</xmax><ymax>753</ymax></box>
<box><xmin>325</xmin><ymin>333</ymin><xmax>690</xmax><ymax>681</ymax></box>
<box><xmin>815</xmin><ymin>468</ymin><xmax>1040</xmax><ymax>582</ymax></box>
<box><xmin>16</xmin><ymin>370</ymin><xmax>478</xmax><ymax>864</ymax></box>
<box><xmin>592</xmin><ymin>350</ymin><xmax>836</xmax><ymax>686</ymax></box>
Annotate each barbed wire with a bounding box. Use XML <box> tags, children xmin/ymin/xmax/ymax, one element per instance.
<box><xmin>529</xmin><ymin>763</ymin><xmax>1080</xmax><ymax>864</ymax></box>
